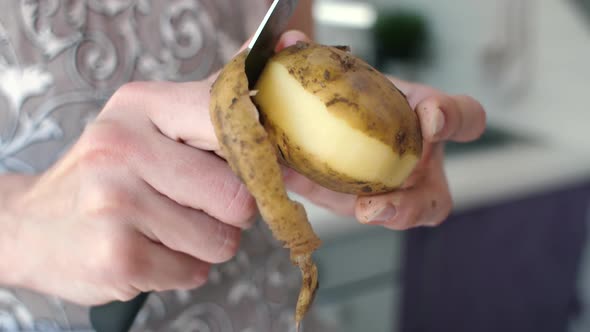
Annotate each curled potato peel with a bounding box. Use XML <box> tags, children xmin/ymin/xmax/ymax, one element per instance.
<box><xmin>210</xmin><ymin>50</ymin><xmax>321</xmax><ymax>325</ymax></box>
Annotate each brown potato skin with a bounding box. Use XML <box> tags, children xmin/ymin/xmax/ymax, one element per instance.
<box><xmin>256</xmin><ymin>42</ymin><xmax>423</xmax><ymax>195</ymax></box>
<box><xmin>210</xmin><ymin>50</ymin><xmax>321</xmax><ymax>257</ymax></box>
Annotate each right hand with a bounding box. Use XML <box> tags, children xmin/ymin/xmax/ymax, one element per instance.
<box><xmin>2</xmin><ymin>78</ymin><xmax>257</xmax><ymax>306</ymax></box>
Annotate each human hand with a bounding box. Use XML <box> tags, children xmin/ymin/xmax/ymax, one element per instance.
<box><xmin>277</xmin><ymin>31</ymin><xmax>487</xmax><ymax>230</ymax></box>
<box><xmin>2</xmin><ymin>59</ymin><xmax>259</xmax><ymax>306</ymax></box>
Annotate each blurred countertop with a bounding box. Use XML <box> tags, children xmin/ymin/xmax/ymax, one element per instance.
<box><xmin>303</xmin><ymin>0</ymin><xmax>590</xmax><ymax>239</ymax></box>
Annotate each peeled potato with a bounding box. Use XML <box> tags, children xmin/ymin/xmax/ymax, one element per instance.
<box><xmin>253</xmin><ymin>42</ymin><xmax>422</xmax><ymax>195</ymax></box>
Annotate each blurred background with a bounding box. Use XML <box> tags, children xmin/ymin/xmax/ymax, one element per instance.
<box><xmin>303</xmin><ymin>0</ymin><xmax>590</xmax><ymax>331</ymax></box>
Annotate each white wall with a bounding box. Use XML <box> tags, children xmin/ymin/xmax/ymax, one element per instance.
<box><xmin>338</xmin><ymin>0</ymin><xmax>590</xmax><ymax>143</ymax></box>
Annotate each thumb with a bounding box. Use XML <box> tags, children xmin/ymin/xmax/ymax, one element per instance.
<box><xmin>121</xmin><ymin>31</ymin><xmax>313</xmax><ymax>154</ymax></box>
<box><xmin>276</xmin><ymin>30</ymin><xmax>312</xmax><ymax>52</ymax></box>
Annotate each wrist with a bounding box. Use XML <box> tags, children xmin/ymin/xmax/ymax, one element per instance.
<box><xmin>0</xmin><ymin>174</ymin><xmax>36</xmax><ymax>286</ymax></box>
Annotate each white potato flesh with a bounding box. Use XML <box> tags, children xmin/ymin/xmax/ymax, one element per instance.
<box><xmin>254</xmin><ymin>61</ymin><xmax>418</xmax><ymax>188</ymax></box>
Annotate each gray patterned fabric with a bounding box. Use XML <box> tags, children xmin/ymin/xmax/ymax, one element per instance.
<box><xmin>0</xmin><ymin>1</ymin><xmax>334</xmax><ymax>331</ymax></box>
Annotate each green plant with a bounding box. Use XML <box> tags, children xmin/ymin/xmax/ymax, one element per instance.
<box><xmin>373</xmin><ymin>9</ymin><xmax>430</xmax><ymax>65</ymax></box>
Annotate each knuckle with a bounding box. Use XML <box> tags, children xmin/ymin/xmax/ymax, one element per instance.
<box><xmin>109</xmin><ymin>81</ymin><xmax>151</xmax><ymax>106</ymax></box>
<box><xmin>211</xmin><ymin>224</ymin><xmax>241</xmax><ymax>263</ymax></box>
<box><xmin>431</xmin><ymin>193</ymin><xmax>453</xmax><ymax>226</ymax></box>
<box><xmin>389</xmin><ymin>196</ymin><xmax>423</xmax><ymax>230</ymax></box>
<box><xmin>99</xmin><ymin>235</ymin><xmax>147</xmax><ymax>282</ymax></box>
<box><xmin>189</xmin><ymin>264</ymin><xmax>211</xmax><ymax>289</ymax></box>
<box><xmin>174</xmin><ymin>263</ymin><xmax>211</xmax><ymax>290</ymax></box>
<box><xmin>84</xmin><ymin>184</ymin><xmax>136</xmax><ymax>217</ymax></box>
<box><xmin>296</xmin><ymin>177</ymin><xmax>320</xmax><ymax>200</ymax></box>
<box><xmin>224</xmin><ymin>182</ymin><xmax>257</xmax><ymax>227</ymax></box>
<box><xmin>77</xmin><ymin>121</ymin><xmax>138</xmax><ymax>168</ymax></box>
<box><xmin>400</xmin><ymin>208</ymin><xmax>423</xmax><ymax>230</ymax></box>
<box><xmin>112</xmin><ymin>253</ymin><xmax>147</xmax><ymax>282</ymax></box>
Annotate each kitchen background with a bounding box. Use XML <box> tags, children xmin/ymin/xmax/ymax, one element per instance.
<box><xmin>305</xmin><ymin>0</ymin><xmax>590</xmax><ymax>331</ymax></box>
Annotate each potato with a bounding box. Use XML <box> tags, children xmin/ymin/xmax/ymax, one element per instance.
<box><xmin>209</xmin><ymin>42</ymin><xmax>422</xmax><ymax>327</ymax></box>
<box><xmin>253</xmin><ymin>42</ymin><xmax>422</xmax><ymax>195</ymax></box>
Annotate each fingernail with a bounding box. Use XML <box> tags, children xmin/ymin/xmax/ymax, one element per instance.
<box><xmin>432</xmin><ymin>109</ymin><xmax>445</xmax><ymax>138</ymax></box>
<box><xmin>367</xmin><ymin>205</ymin><xmax>396</xmax><ymax>224</ymax></box>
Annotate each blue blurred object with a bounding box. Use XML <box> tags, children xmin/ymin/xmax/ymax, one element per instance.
<box><xmin>399</xmin><ymin>182</ymin><xmax>590</xmax><ymax>332</ymax></box>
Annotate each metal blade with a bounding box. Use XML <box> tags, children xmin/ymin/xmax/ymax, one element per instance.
<box><xmin>245</xmin><ymin>0</ymin><xmax>299</xmax><ymax>88</ymax></box>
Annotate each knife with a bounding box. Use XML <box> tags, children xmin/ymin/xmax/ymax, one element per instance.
<box><xmin>246</xmin><ymin>0</ymin><xmax>300</xmax><ymax>88</ymax></box>
<box><xmin>89</xmin><ymin>1</ymin><xmax>299</xmax><ymax>331</ymax></box>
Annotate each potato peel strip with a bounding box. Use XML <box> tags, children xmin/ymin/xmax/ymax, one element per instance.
<box><xmin>210</xmin><ymin>50</ymin><xmax>322</xmax><ymax>325</ymax></box>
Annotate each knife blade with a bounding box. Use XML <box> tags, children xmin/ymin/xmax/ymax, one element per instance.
<box><xmin>245</xmin><ymin>0</ymin><xmax>300</xmax><ymax>88</ymax></box>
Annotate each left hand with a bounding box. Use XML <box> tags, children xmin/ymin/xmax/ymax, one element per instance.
<box><xmin>278</xmin><ymin>31</ymin><xmax>487</xmax><ymax>230</ymax></box>
<box><xmin>193</xmin><ymin>30</ymin><xmax>485</xmax><ymax>232</ymax></box>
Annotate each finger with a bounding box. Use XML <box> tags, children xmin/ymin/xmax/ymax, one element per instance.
<box><xmin>283</xmin><ymin>168</ymin><xmax>356</xmax><ymax>216</ymax></box>
<box><xmin>415</xmin><ymin>94</ymin><xmax>486</xmax><ymax>143</ymax></box>
<box><xmin>384</xmin><ymin>76</ymin><xmax>487</xmax><ymax>143</ymax></box>
<box><xmin>111</xmin><ymin>80</ymin><xmax>219</xmax><ymax>151</ymax></box>
<box><xmin>131</xmin><ymin>131</ymin><xmax>258</xmax><ymax>229</ymax></box>
<box><xmin>276</xmin><ymin>30</ymin><xmax>311</xmax><ymax>51</ymax></box>
<box><xmin>136</xmin><ymin>187</ymin><xmax>243</xmax><ymax>264</ymax></box>
<box><xmin>132</xmin><ymin>237</ymin><xmax>211</xmax><ymax>293</ymax></box>
<box><xmin>385</xmin><ymin>77</ymin><xmax>426</xmax><ymax>108</ymax></box>
<box><xmin>355</xmin><ymin>161</ymin><xmax>452</xmax><ymax>230</ymax></box>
